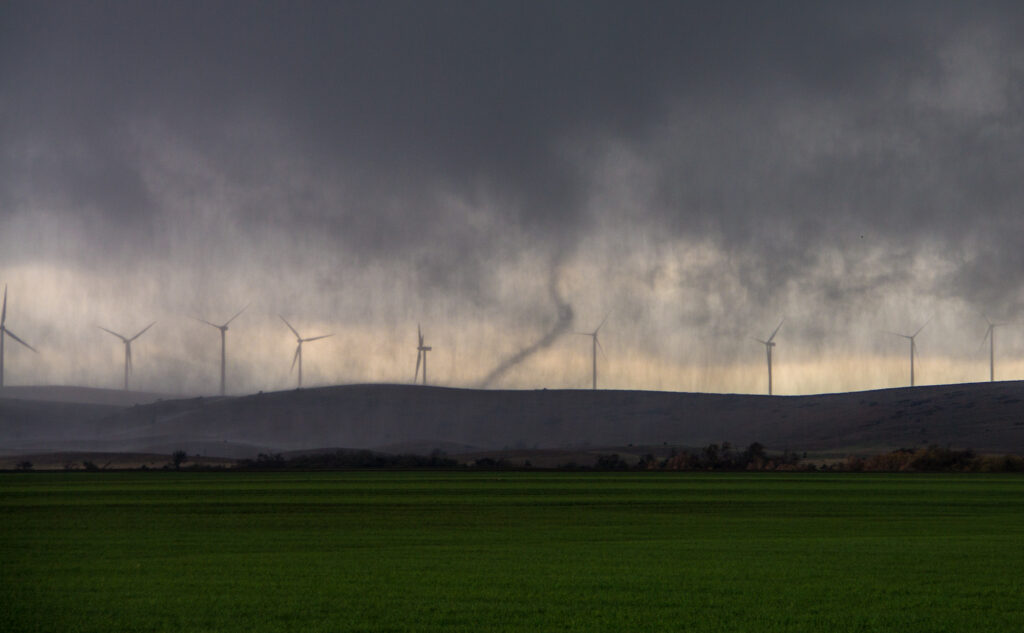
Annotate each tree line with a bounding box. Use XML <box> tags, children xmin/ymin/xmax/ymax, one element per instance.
<box><xmin>7</xmin><ymin>443</ymin><xmax>1023</xmax><ymax>472</ymax></box>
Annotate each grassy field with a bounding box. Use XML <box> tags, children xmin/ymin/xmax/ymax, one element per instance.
<box><xmin>2</xmin><ymin>472</ymin><xmax>1022</xmax><ymax>632</ymax></box>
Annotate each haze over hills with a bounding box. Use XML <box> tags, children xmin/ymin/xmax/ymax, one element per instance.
<box><xmin>0</xmin><ymin>386</ymin><xmax>173</xmax><ymax>407</ymax></box>
<box><xmin>1</xmin><ymin>382</ymin><xmax>1022</xmax><ymax>459</ymax></box>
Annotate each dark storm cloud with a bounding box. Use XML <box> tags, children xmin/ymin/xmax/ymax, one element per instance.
<box><xmin>2</xmin><ymin>1</ymin><xmax>1024</xmax><ymax>392</ymax></box>
<box><xmin>6</xmin><ymin>0</ymin><xmax>1003</xmax><ymax>246</ymax></box>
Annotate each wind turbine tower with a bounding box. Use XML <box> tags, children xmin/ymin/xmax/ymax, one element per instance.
<box><xmin>0</xmin><ymin>285</ymin><xmax>38</xmax><ymax>387</ymax></box>
<box><xmin>982</xmin><ymin>316</ymin><xmax>1005</xmax><ymax>383</ymax></box>
<box><xmin>195</xmin><ymin>304</ymin><xmax>248</xmax><ymax>396</ymax></box>
<box><xmin>414</xmin><ymin>324</ymin><xmax>432</xmax><ymax>385</ymax></box>
<box><xmin>281</xmin><ymin>316</ymin><xmax>332</xmax><ymax>389</ymax></box>
<box><xmin>754</xmin><ymin>319</ymin><xmax>784</xmax><ymax>396</ymax></box>
<box><xmin>577</xmin><ymin>313</ymin><xmax>609</xmax><ymax>390</ymax></box>
<box><xmin>887</xmin><ymin>319</ymin><xmax>929</xmax><ymax>387</ymax></box>
<box><xmin>99</xmin><ymin>322</ymin><xmax>155</xmax><ymax>390</ymax></box>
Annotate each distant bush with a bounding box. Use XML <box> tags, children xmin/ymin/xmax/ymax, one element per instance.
<box><xmin>15</xmin><ymin>461</ymin><xmax>32</xmax><ymax>471</ymax></box>
<box><xmin>837</xmin><ymin>445</ymin><xmax>1023</xmax><ymax>472</ymax></box>
<box><xmin>256</xmin><ymin>452</ymin><xmax>285</xmax><ymax>466</ymax></box>
<box><xmin>911</xmin><ymin>446</ymin><xmax>975</xmax><ymax>471</ymax></box>
<box><xmin>663</xmin><ymin>451</ymin><xmax>697</xmax><ymax>470</ymax></box>
<box><xmin>658</xmin><ymin>442</ymin><xmax>807</xmax><ymax>471</ymax></box>
<box><xmin>236</xmin><ymin>450</ymin><xmax>459</xmax><ymax>470</ymax></box>
<box><xmin>595</xmin><ymin>454</ymin><xmax>628</xmax><ymax>470</ymax></box>
<box><xmin>843</xmin><ymin>455</ymin><xmax>865</xmax><ymax>472</ymax></box>
<box><xmin>975</xmin><ymin>454</ymin><xmax>1024</xmax><ymax>472</ymax></box>
<box><xmin>82</xmin><ymin>461</ymin><xmax>99</xmax><ymax>471</ymax></box>
<box><xmin>863</xmin><ymin>449</ymin><xmax>916</xmax><ymax>472</ymax></box>
<box><xmin>636</xmin><ymin>454</ymin><xmax>660</xmax><ymax>470</ymax></box>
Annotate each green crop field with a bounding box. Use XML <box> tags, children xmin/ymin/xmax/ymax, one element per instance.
<box><xmin>2</xmin><ymin>471</ymin><xmax>1023</xmax><ymax>632</ymax></box>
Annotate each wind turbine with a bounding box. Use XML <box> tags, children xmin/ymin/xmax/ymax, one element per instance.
<box><xmin>194</xmin><ymin>304</ymin><xmax>248</xmax><ymax>396</ymax></box>
<box><xmin>414</xmin><ymin>324</ymin><xmax>432</xmax><ymax>385</ymax></box>
<box><xmin>577</xmin><ymin>313</ymin><xmax>609</xmax><ymax>390</ymax></box>
<box><xmin>754</xmin><ymin>319</ymin><xmax>784</xmax><ymax>395</ymax></box>
<box><xmin>99</xmin><ymin>322</ymin><xmax>155</xmax><ymax>390</ymax></box>
<box><xmin>281</xmin><ymin>316</ymin><xmax>332</xmax><ymax>389</ymax></box>
<box><xmin>0</xmin><ymin>285</ymin><xmax>38</xmax><ymax>387</ymax></box>
<box><xmin>887</xmin><ymin>319</ymin><xmax>929</xmax><ymax>387</ymax></box>
<box><xmin>981</xmin><ymin>315</ymin><xmax>1006</xmax><ymax>383</ymax></box>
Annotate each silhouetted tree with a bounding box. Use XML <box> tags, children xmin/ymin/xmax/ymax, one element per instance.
<box><xmin>595</xmin><ymin>454</ymin><xmax>628</xmax><ymax>470</ymax></box>
<box><xmin>700</xmin><ymin>444</ymin><xmax>720</xmax><ymax>469</ymax></box>
<box><xmin>743</xmin><ymin>442</ymin><xmax>765</xmax><ymax>462</ymax></box>
<box><xmin>911</xmin><ymin>445</ymin><xmax>974</xmax><ymax>471</ymax></box>
<box><xmin>171</xmin><ymin>450</ymin><xmax>187</xmax><ymax>470</ymax></box>
<box><xmin>256</xmin><ymin>453</ymin><xmax>285</xmax><ymax>466</ymax></box>
<box><xmin>636</xmin><ymin>453</ymin><xmax>659</xmax><ymax>470</ymax></box>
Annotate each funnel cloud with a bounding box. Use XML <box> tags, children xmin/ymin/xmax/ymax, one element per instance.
<box><xmin>478</xmin><ymin>269</ymin><xmax>575</xmax><ymax>388</ymax></box>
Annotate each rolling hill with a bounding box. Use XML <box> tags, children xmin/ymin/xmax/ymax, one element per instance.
<box><xmin>2</xmin><ymin>382</ymin><xmax>1023</xmax><ymax>459</ymax></box>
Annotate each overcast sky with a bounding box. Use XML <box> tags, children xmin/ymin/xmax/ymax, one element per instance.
<box><xmin>2</xmin><ymin>1</ymin><xmax>1023</xmax><ymax>395</ymax></box>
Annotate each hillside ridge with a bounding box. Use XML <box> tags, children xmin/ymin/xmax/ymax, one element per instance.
<box><xmin>2</xmin><ymin>381</ymin><xmax>1022</xmax><ymax>457</ymax></box>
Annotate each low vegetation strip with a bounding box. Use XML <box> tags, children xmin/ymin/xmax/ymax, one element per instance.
<box><xmin>236</xmin><ymin>443</ymin><xmax>1024</xmax><ymax>472</ymax></box>
<box><xmin>8</xmin><ymin>443</ymin><xmax>1024</xmax><ymax>472</ymax></box>
<box><xmin>2</xmin><ymin>472</ymin><xmax>1023</xmax><ymax>632</ymax></box>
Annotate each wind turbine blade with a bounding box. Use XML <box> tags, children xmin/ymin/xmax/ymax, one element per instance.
<box><xmin>1</xmin><ymin>285</ymin><xmax>6</xmax><ymax>325</ymax></box>
<box><xmin>885</xmin><ymin>331</ymin><xmax>910</xmax><ymax>339</ymax></box>
<box><xmin>575</xmin><ymin>332</ymin><xmax>593</xmax><ymax>336</ymax></box>
<box><xmin>193</xmin><ymin>316</ymin><xmax>220</xmax><ymax>329</ymax></box>
<box><xmin>304</xmin><ymin>334</ymin><xmax>333</xmax><ymax>343</ymax></box>
<box><xmin>127</xmin><ymin>344</ymin><xmax>133</xmax><ymax>372</ymax></box>
<box><xmin>224</xmin><ymin>303</ymin><xmax>249</xmax><ymax>327</ymax></box>
<box><xmin>595</xmin><ymin>311</ymin><xmax>611</xmax><ymax>334</ymax></box>
<box><xmin>767</xmin><ymin>318</ymin><xmax>785</xmax><ymax>343</ymax></box>
<box><xmin>596</xmin><ymin>336</ymin><xmax>607</xmax><ymax>359</ymax></box>
<box><xmin>979</xmin><ymin>325</ymin><xmax>993</xmax><ymax>351</ymax></box>
<box><xmin>983</xmin><ymin>313</ymin><xmax>993</xmax><ymax>327</ymax></box>
<box><xmin>280</xmin><ymin>316</ymin><xmax>301</xmax><ymax>339</ymax></box>
<box><xmin>912</xmin><ymin>316</ymin><xmax>932</xmax><ymax>338</ymax></box>
<box><xmin>415</xmin><ymin>350</ymin><xmax>422</xmax><ymax>382</ymax></box>
<box><xmin>129</xmin><ymin>322</ymin><xmax>155</xmax><ymax>342</ymax></box>
<box><xmin>99</xmin><ymin>326</ymin><xmax>128</xmax><ymax>342</ymax></box>
<box><xmin>3</xmin><ymin>328</ymin><xmax>37</xmax><ymax>353</ymax></box>
<box><xmin>291</xmin><ymin>345</ymin><xmax>300</xmax><ymax>371</ymax></box>
<box><xmin>753</xmin><ymin>337</ymin><xmax>768</xmax><ymax>345</ymax></box>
